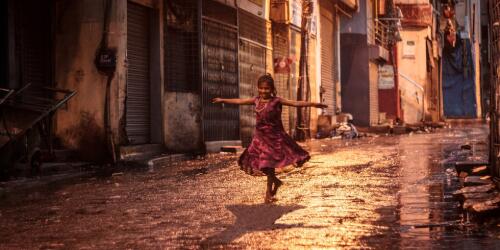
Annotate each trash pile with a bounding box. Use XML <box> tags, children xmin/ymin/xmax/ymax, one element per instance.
<box><xmin>315</xmin><ymin>113</ymin><xmax>359</xmax><ymax>140</ymax></box>
<box><xmin>450</xmin><ymin>144</ymin><xmax>499</xmax><ymax>217</ymax></box>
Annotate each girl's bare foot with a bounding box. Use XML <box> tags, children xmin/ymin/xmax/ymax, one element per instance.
<box><xmin>271</xmin><ymin>179</ymin><xmax>282</xmax><ymax>196</ymax></box>
<box><xmin>264</xmin><ymin>191</ymin><xmax>277</xmax><ymax>203</ymax></box>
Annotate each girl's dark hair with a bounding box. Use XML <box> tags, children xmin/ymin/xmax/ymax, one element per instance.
<box><xmin>257</xmin><ymin>73</ymin><xmax>277</xmax><ymax>97</ymax></box>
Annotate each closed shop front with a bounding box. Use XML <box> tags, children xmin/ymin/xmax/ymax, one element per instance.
<box><xmin>319</xmin><ymin>0</ymin><xmax>337</xmax><ymax>115</ymax></box>
<box><xmin>202</xmin><ymin>0</ymin><xmax>240</xmax><ymax>142</ymax></box>
<box><xmin>126</xmin><ymin>2</ymin><xmax>152</xmax><ymax>144</ymax></box>
<box><xmin>272</xmin><ymin>24</ymin><xmax>292</xmax><ymax>134</ymax></box>
<box><xmin>238</xmin><ymin>9</ymin><xmax>267</xmax><ymax>146</ymax></box>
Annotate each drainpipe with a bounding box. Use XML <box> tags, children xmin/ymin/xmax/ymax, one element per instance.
<box><xmin>95</xmin><ymin>0</ymin><xmax>117</xmax><ymax>163</ymax></box>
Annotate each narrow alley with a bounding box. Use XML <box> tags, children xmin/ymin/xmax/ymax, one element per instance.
<box><xmin>2</xmin><ymin>0</ymin><xmax>500</xmax><ymax>249</ymax></box>
<box><xmin>1</xmin><ymin>124</ymin><xmax>499</xmax><ymax>249</ymax></box>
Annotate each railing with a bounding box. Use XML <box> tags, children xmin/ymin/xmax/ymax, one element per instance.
<box><xmin>367</xmin><ymin>19</ymin><xmax>391</xmax><ymax>49</ymax></box>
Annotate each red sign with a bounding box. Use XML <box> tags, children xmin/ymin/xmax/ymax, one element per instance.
<box><xmin>397</xmin><ymin>4</ymin><xmax>433</xmax><ymax>28</ymax></box>
<box><xmin>274</xmin><ymin>57</ymin><xmax>294</xmax><ymax>74</ymax></box>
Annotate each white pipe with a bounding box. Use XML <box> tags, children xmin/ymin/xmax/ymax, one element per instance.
<box><xmin>399</xmin><ymin>72</ymin><xmax>424</xmax><ymax>92</ymax></box>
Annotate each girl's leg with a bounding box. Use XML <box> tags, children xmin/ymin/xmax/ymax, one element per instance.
<box><xmin>269</xmin><ymin>169</ymin><xmax>282</xmax><ymax>196</ymax></box>
<box><xmin>263</xmin><ymin>168</ymin><xmax>282</xmax><ymax>197</ymax></box>
<box><xmin>262</xmin><ymin>168</ymin><xmax>277</xmax><ymax>203</ymax></box>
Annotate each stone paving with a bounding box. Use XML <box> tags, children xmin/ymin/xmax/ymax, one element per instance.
<box><xmin>1</xmin><ymin>125</ymin><xmax>500</xmax><ymax>249</ymax></box>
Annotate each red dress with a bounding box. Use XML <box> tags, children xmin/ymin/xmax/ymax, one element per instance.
<box><xmin>238</xmin><ymin>96</ymin><xmax>310</xmax><ymax>175</ymax></box>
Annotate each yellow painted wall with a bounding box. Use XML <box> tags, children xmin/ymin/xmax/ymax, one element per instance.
<box><xmin>397</xmin><ymin>29</ymin><xmax>429</xmax><ymax>124</ymax></box>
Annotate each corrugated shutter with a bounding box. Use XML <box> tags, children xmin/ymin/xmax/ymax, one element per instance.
<box><xmin>320</xmin><ymin>5</ymin><xmax>336</xmax><ymax>115</ymax></box>
<box><xmin>202</xmin><ymin>18</ymin><xmax>239</xmax><ymax>141</ymax></box>
<box><xmin>239</xmin><ymin>10</ymin><xmax>267</xmax><ymax>146</ymax></box>
<box><xmin>369</xmin><ymin>62</ymin><xmax>379</xmax><ymax>125</ymax></box>
<box><xmin>272</xmin><ymin>24</ymin><xmax>291</xmax><ymax>133</ymax></box>
<box><xmin>289</xmin><ymin>28</ymin><xmax>300</xmax><ymax>134</ymax></box>
<box><xmin>239</xmin><ymin>9</ymin><xmax>266</xmax><ymax>45</ymax></box>
<box><xmin>126</xmin><ymin>2</ymin><xmax>152</xmax><ymax>144</ymax></box>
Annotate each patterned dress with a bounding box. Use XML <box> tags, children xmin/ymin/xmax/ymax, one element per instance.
<box><xmin>238</xmin><ymin>96</ymin><xmax>310</xmax><ymax>176</ymax></box>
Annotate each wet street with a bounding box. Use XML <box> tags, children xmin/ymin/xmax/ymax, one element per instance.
<box><xmin>1</xmin><ymin>124</ymin><xmax>500</xmax><ymax>249</ymax></box>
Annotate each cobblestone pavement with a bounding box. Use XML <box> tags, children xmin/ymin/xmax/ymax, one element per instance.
<box><xmin>1</xmin><ymin>124</ymin><xmax>500</xmax><ymax>249</ymax></box>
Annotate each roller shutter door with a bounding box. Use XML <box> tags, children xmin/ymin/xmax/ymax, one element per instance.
<box><xmin>320</xmin><ymin>5</ymin><xmax>336</xmax><ymax>115</ymax></box>
<box><xmin>126</xmin><ymin>2</ymin><xmax>152</xmax><ymax>144</ymax></box>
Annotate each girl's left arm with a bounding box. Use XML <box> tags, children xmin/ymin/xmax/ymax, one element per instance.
<box><xmin>279</xmin><ymin>97</ymin><xmax>328</xmax><ymax>108</ymax></box>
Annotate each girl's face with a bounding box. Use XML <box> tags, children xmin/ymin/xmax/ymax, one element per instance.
<box><xmin>258</xmin><ymin>81</ymin><xmax>273</xmax><ymax>99</ymax></box>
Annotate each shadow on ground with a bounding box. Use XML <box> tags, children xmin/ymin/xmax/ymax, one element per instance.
<box><xmin>200</xmin><ymin>203</ymin><xmax>320</xmax><ymax>247</ymax></box>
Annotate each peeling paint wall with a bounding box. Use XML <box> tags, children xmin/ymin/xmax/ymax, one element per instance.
<box><xmin>164</xmin><ymin>92</ymin><xmax>202</xmax><ymax>152</ymax></box>
<box><xmin>397</xmin><ymin>29</ymin><xmax>428</xmax><ymax>123</ymax></box>
<box><xmin>54</xmin><ymin>0</ymin><xmax>126</xmax><ymax>160</ymax></box>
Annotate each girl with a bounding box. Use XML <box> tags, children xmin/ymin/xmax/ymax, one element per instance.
<box><xmin>212</xmin><ymin>74</ymin><xmax>327</xmax><ymax>203</ymax></box>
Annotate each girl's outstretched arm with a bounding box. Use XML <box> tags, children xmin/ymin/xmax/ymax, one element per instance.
<box><xmin>279</xmin><ymin>97</ymin><xmax>328</xmax><ymax>108</ymax></box>
<box><xmin>212</xmin><ymin>97</ymin><xmax>255</xmax><ymax>105</ymax></box>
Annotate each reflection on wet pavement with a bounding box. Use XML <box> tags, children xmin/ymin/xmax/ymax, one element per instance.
<box><xmin>1</xmin><ymin>125</ymin><xmax>500</xmax><ymax>249</ymax></box>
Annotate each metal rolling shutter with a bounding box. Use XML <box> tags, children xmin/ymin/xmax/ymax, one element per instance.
<box><xmin>239</xmin><ymin>10</ymin><xmax>267</xmax><ymax>146</ymax></box>
<box><xmin>289</xmin><ymin>28</ymin><xmax>300</xmax><ymax>134</ymax></box>
<box><xmin>126</xmin><ymin>2</ymin><xmax>151</xmax><ymax>144</ymax></box>
<box><xmin>369</xmin><ymin>62</ymin><xmax>379</xmax><ymax>125</ymax></box>
<box><xmin>272</xmin><ymin>24</ymin><xmax>291</xmax><ymax>133</ymax></box>
<box><xmin>202</xmin><ymin>18</ymin><xmax>239</xmax><ymax>141</ymax></box>
<box><xmin>15</xmin><ymin>0</ymin><xmax>51</xmax><ymax>91</ymax></box>
<box><xmin>320</xmin><ymin>5</ymin><xmax>336</xmax><ymax>115</ymax></box>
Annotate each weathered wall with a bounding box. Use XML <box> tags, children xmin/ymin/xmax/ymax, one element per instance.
<box><xmin>163</xmin><ymin>92</ymin><xmax>203</xmax><ymax>152</ymax></box>
<box><xmin>54</xmin><ymin>0</ymin><xmax>126</xmax><ymax>160</ymax></box>
<box><xmin>340</xmin><ymin>0</ymin><xmax>367</xmax><ymax>34</ymax></box>
<box><xmin>397</xmin><ymin>29</ymin><xmax>428</xmax><ymax>123</ymax></box>
<box><xmin>309</xmin><ymin>36</ymin><xmax>318</xmax><ymax>136</ymax></box>
<box><xmin>340</xmin><ymin>33</ymin><xmax>370</xmax><ymax>126</ymax></box>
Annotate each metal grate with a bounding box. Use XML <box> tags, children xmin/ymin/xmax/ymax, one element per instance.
<box><xmin>239</xmin><ymin>9</ymin><xmax>267</xmax><ymax>45</ymax></box>
<box><xmin>164</xmin><ymin>0</ymin><xmax>199</xmax><ymax>92</ymax></box>
<box><xmin>272</xmin><ymin>23</ymin><xmax>291</xmax><ymax>133</ymax></box>
<box><xmin>290</xmin><ymin>28</ymin><xmax>300</xmax><ymax>134</ymax></box>
<box><xmin>202</xmin><ymin>18</ymin><xmax>239</xmax><ymax>141</ymax></box>
<box><xmin>239</xmin><ymin>40</ymin><xmax>266</xmax><ymax>146</ymax></box>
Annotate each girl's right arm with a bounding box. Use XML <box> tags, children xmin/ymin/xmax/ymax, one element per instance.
<box><xmin>212</xmin><ymin>97</ymin><xmax>255</xmax><ymax>105</ymax></box>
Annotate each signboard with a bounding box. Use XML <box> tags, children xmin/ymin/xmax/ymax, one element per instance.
<box><xmin>403</xmin><ymin>40</ymin><xmax>416</xmax><ymax>58</ymax></box>
<box><xmin>397</xmin><ymin>4</ymin><xmax>433</xmax><ymax>27</ymax></box>
<box><xmin>379</xmin><ymin>65</ymin><xmax>395</xmax><ymax>89</ymax></box>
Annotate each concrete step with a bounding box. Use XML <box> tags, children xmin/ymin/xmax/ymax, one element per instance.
<box><xmin>470</xmin><ymin>165</ymin><xmax>490</xmax><ymax>176</ymax></box>
<box><xmin>147</xmin><ymin>154</ymin><xmax>191</xmax><ymax>168</ymax></box>
<box><xmin>467</xmin><ymin>193</ymin><xmax>500</xmax><ymax>214</ymax></box>
<box><xmin>463</xmin><ymin>176</ymin><xmax>493</xmax><ymax>187</ymax></box>
<box><xmin>454</xmin><ymin>161</ymin><xmax>489</xmax><ymax>174</ymax></box>
<box><xmin>453</xmin><ymin>184</ymin><xmax>497</xmax><ymax>199</ymax></box>
<box><xmin>220</xmin><ymin>146</ymin><xmax>244</xmax><ymax>154</ymax></box>
<box><xmin>205</xmin><ymin>140</ymin><xmax>242</xmax><ymax>153</ymax></box>
<box><xmin>119</xmin><ymin>144</ymin><xmax>165</xmax><ymax>161</ymax></box>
